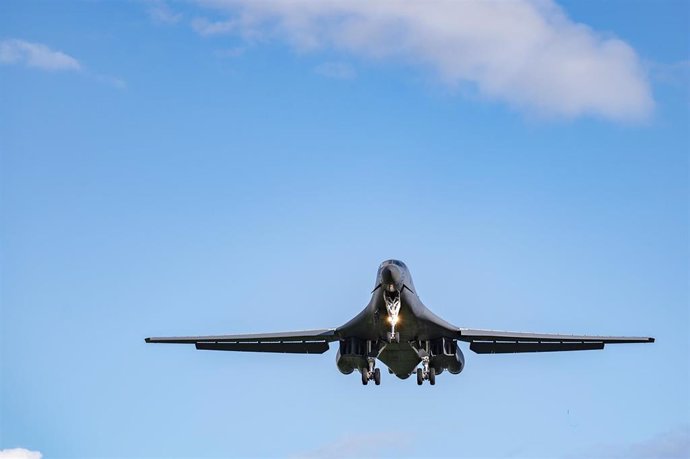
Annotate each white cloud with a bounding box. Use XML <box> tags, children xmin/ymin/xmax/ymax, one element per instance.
<box><xmin>0</xmin><ymin>448</ymin><xmax>43</xmax><ymax>459</ymax></box>
<box><xmin>0</xmin><ymin>38</ymin><xmax>125</xmax><ymax>88</ymax></box>
<box><xmin>0</xmin><ymin>39</ymin><xmax>81</xmax><ymax>71</ymax></box>
<box><xmin>193</xmin><ymin>0</ymin><xmax>653</xmax><ymax>121</ymax></box>
<box><xmin>148</xmin><ymin>0</ymin><xmax>182</xmax><ymax>25</ymax></box>
<box><xmin>315</xmin><ymin>61</ymin><xmax>356</xmax><ymax>79</ymax></box>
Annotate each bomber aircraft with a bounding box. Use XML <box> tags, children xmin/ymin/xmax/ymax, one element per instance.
<box><xmin>146</xmin><ymin>259</ymin><xmax>654</xmax><ymax>385</ymax></box>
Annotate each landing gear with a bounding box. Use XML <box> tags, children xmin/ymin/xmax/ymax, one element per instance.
<box><xmin>422</xmin><ymin>355</ymin><xmax>430</xmax><ymax>377</ymax></box>
<box><xmin>361</xmin><ymin>357</ymin><xmax>381</xmax><ymax>386</ymax></box>
<box><xmin>384</xmin><ymin>291</ymin><xmax>401</xmax><ymax>343</ymax></box>
<box><xmin>416</xmin><ymin>355</ymin><xmax>437</xmax><ymax>385</ymax></box>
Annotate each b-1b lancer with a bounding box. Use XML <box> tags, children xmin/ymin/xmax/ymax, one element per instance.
<box><xmin>146</xmin><ymin>260</ymin><xmax>654</xmax><ymax>385</ymax></box>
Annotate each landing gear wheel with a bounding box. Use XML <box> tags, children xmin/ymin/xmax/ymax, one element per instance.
<box><xmin>361</xmin><ymin>369</ymin><xmax>369</xmax><ymax>385</ymax></box>
<box><xmin>374</xmin><ymin>368</ymin><xmax>381</xmax><ymax>385</ymax></box>
<box><xmin>416</xmin><ymin>368</ymin><xmax>424</xmax><ymax>385</ymax></box>
<box><xmin>429</xmin><ymin>367</ymin><xmax>436</xmax><ymax>385</ymax></box>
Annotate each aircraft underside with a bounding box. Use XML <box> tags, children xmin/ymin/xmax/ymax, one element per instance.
<box><xmin>335</xmin><ymin>287</ymin><xmax>465</xmax><ymax>385</ymax></box>
<box><xmin>336</xmin><ymin>338</ymin><xmax>465</xmax><ymax>385</ymax></box>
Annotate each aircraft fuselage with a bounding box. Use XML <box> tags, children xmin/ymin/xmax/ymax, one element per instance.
<box><xmin>336</xmin><ymin>260</ymin><xmax>465</xmax><ymax>379</ymax></box>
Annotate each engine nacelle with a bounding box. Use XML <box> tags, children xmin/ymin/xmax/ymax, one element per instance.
<box><xmin>335</xmin><ymin>349</ymin><xmax>355</xmax><ymax>375</ymax></box>
<box><xmin>430</xmin><ymin>338</ymin><xmax>465</xmax><ymax>374</ymax></box>
<box><xmin>446</xmin><ymin>347</ymin><xmax>465</xmax><ymax>374</ymax></box>
<box><xmin>336</xmin><ymin>338</ymin><xmax>367</xmax><ymax>375</ymax></box>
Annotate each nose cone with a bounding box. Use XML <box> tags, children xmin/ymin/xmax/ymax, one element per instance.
<box><xmin>381</xmin><ymin>265</ymin><xmax>403</xmax><ymax>291</ymax></box>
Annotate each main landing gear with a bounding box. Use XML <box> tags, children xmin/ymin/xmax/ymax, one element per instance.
<box><xmin>361</xmin><ymin>357</ymin><xmax>381</xmax><ymax>386</ymax></box>
<box><xmin>416</xmin><ymin>355</ymin><xmax>436</xmax><ymax>386</ymax></box>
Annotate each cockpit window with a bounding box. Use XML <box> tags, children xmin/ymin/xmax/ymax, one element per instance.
<box><xmin>380</xmin><ymin>259</ymin><xmax>407</xmax><ymax>269</ymax></box>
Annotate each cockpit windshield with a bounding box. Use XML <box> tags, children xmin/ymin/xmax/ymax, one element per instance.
<box><xmin>380</xmin><ymin>259</ymin><xmax>407</xmax><ymax>269</ymax></box>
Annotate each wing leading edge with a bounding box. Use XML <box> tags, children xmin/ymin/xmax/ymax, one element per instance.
<box><xmin>145</xmin><ymin>329</ymin><xmax>338</xmax><ymax>354</ymax></box>
<box><xmin>457</xmin><ymin>328</ymin><xmax>654</xmax><ymax>354</ymax></box>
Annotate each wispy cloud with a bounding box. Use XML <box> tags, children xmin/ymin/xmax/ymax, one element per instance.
<box><xmin>616</xmin><ymin>426</ymin><xmax>690</xmax><ymax>458</ymax></box>
<box><xmin>291</xmin><ymin>432</ymin><xmax>412</xmax><ymax>458</ymax></box>
<box><xmin>192</xmin><ymin>17</ymin><xmax>237</xmax><ymax>36</ymax></box>
<box><xmin>569</xmin><ymin>425</ymin><xmax>690</xmax><ymax>459</ymax></box>
<box><xmin>0</xmin><ymin>38</ymin><xmax>125</xmax><ymax>89</ymax></box>
<box><xmin>95</xmin><ymin>73</ymin><xmax>127</xmax><ymax>90</ymax></box>
<box><xmin>314</xmin><ymin>61</ymin><xmax>356</xmax><ymax>80</ymax></box>
<box><xmin>649</xmin><ymin>59</ymin><xmax>690</xmax><ymax>88</ymax></box>
<box><xmin>0</xmin><ymin>448</ymin><xmax>42</xmax><ymax>459</ymax></box>
<box><xmin>148</xmin><ymin>0</ymin><xmax>182</xmax><ymax>25</ymax></box>
<box><xmin>191</xmin><ymin>0</ymin><xmax>654</xmax><ymax>122</ymax></box>
<box><xmin>0</xmin><ymin>39</ymin><xmax>81</xmax><ymax>71</ymax></box>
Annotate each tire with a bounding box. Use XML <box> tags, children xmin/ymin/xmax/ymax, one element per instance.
<box><xmin>361</xmin><ymin>369</ymin><xmax>369</xmax><ymax>385</ymax></box>
<box><xmin>374</xmin><ymin>368</ymin><xmax>381</xmax><ymax>385</ymax></box>
<box><xmin>429</xmin><ymin>367</ymin><xmax>436</xmax><ymax>385</ymax></box>
<box><xmin>416</xmin><ymin>368</ymin><xmax>423</xmax><ymax>385</ymax></box>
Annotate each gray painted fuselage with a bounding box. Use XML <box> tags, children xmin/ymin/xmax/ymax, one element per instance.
<box><xmin>337</xmin><ymin>259</ymin><xmax>461</xmax><ymax>378</ymax></box>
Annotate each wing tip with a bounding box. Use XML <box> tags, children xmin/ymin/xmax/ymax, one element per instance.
<box><xmin>144</xmin><ymin>337</ymin><xmax>152</xmax><ymax>343</ymax></box>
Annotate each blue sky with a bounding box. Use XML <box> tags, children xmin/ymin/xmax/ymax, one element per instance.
<box><xmin>0</xmin><ymin>1</ymin><xmax>688</xmax><ymax>458</ymax></box>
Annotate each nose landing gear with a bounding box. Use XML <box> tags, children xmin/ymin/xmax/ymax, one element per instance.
<box><xmin>384</xmin><ymin>291</ymin><xmax>401</xmax><ymax>343</ymax></box>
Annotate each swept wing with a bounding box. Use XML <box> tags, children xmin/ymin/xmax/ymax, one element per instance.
<box><xmin>145</xmin><ymin>329</ymin><xmax>338</xmax><ymax>354</ymax></box>
<box><xmin>457</xmin><ymin>328</ymin><xmax>654</xmax><ymax>354</ymax></box>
